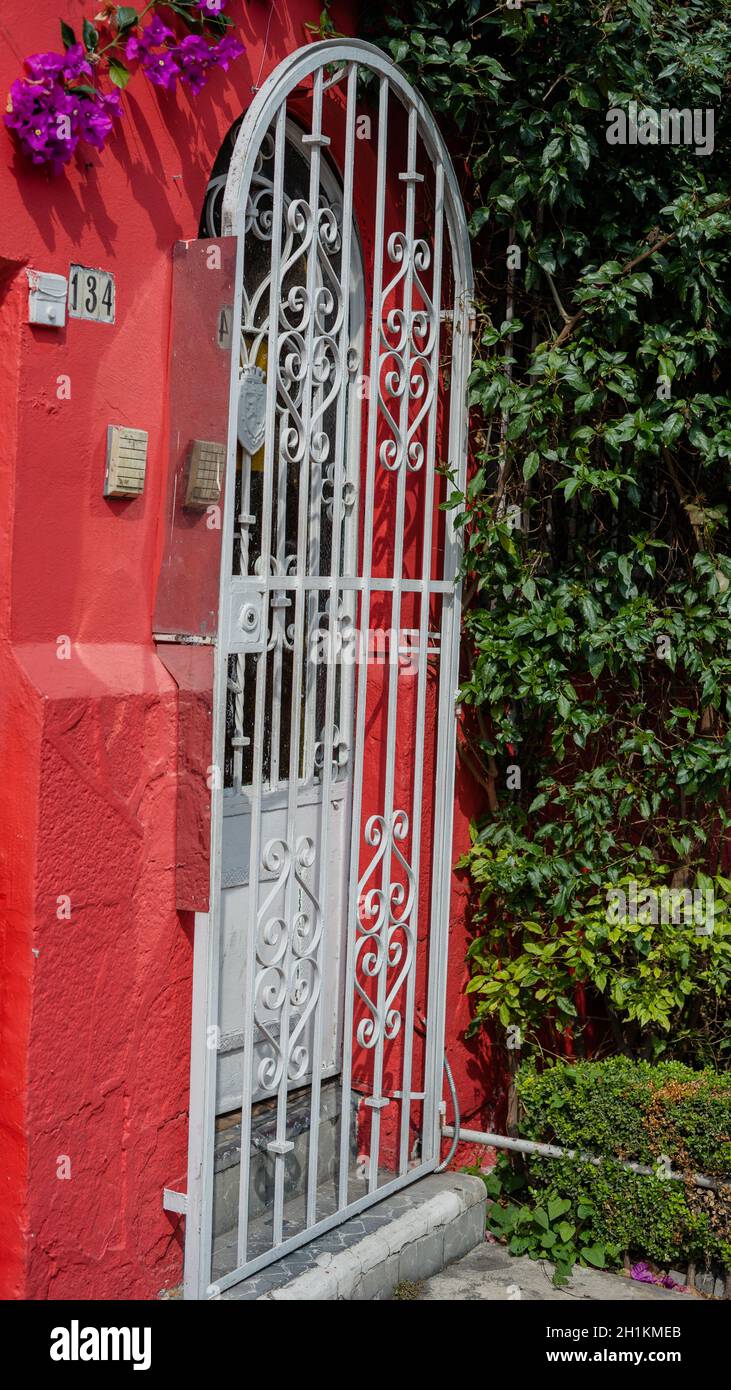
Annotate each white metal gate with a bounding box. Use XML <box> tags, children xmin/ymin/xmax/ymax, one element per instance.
<box><xmin>184</xmin><ymin>38</ymin><xmax>473</xmax><ymax>1299</ymax></box>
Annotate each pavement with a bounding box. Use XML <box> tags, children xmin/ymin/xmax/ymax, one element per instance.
<box><xmin>410</xmin><ymin>1239</ymin><xmax>690</xmax><ymax>1301</ymax></box>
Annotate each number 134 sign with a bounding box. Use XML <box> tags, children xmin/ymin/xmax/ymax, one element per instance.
<box><xmin>68</xmin><ymin>265</ymin><xmax>115</xmax><ymax>324</ymax></box>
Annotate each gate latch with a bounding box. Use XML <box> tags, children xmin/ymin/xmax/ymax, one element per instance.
<box><xmin>227</xmin><ymin>582</ymin><xmax>267</xmax><ymax>654</ymax></box>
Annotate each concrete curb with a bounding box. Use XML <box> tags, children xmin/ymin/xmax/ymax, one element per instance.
<box><xmin>256</xmin><ymin>1173</ymin><xmax>487</xmax><ymax>1301</ymax></box>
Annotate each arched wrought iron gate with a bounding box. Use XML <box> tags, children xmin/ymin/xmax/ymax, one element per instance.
<box><xmin>183</xmin><ymin>38</ymin><xmax>473</xmax><ymax>1299</ymax></box>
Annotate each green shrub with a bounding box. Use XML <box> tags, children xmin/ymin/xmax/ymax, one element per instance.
<box><xmin>481</xmin><ymin>1157</ymin><xmax>622</xmax><ymax>1285</ymax></box>
<box><xmin>518</xmin><ymin>1056</ymin><xmax>731</xmax><ymax>1175</ymax></box>
<box><xmin>464</xmin><ymin>868</ymin><xmax>731</xmax><ymax>1060</ymax></box>
<box><xmin>480</xmin><ymin>1059</ymin><xmax>731</xmax><ymax>1283</ymax></box>
<box><xmin>527</xmin><ymin>1157</ymin><xmax>729</xmax><ymax>1271</ymax></box>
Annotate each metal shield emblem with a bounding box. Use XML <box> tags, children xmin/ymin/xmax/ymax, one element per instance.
<box><xmin>237</xmin><ymin>366</ymin><xmax>267</xmax><ymax>454</ymax></box>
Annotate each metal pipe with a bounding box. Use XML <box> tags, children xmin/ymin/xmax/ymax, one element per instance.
<box><xmin>441</xmin><ymin>1125</ymin><xmax>720</xmax><ymax>1192</ymax></box>
<box><xmin>434</xmin><ymin>1054</ymin><xmax>460</xmax><ymax>1173</ymax></box>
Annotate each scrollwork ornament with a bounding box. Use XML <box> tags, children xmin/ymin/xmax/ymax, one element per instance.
<box><xmin>354</xmin><ymin>811</ymin><xmax>416</xmax><ymax>1050</ymax></box>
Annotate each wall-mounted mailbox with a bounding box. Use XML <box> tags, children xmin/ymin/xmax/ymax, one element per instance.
<box><xmin>185</xmin><ymin>439</ymin><xmax>225</xmax><ymax>510</ymax></box>
<box><xmin>104</xmin><ymin>425</ymin><xmax>149</xmax><ymax>497</ymax></box>
<box><xmin>27</xmin><ymin>269</ymin><xmax>67</xmax><ymax>328</ymax></box>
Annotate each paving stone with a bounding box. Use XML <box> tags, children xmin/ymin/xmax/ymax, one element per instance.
<box><xmin>341</xmin><ymin>1218</ymin><xmax>366</xmax><ymax>1234</ymax></box>
<box><xmin>364</xmin><ymin>1209</ymin><xmax>394</xmax><ymax>1227</ymax></box>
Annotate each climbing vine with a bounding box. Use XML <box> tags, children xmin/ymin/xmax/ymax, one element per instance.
<box><xmin>365</xmin><ymin>0</ymin><xmax>731</xmax><ymax>1065</ymax></box>
<box><xmin>5</xmin><ymin>2</ymin><xmax>244</xmax><ymax>173</ymax></box>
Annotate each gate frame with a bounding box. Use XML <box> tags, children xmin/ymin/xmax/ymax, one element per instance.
<box><xmin>183</xmin><ymin>37</ymin><xmax>474</xmax><ymax>1301</ymax></box>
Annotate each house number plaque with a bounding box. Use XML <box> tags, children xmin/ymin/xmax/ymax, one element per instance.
<box><xmin>68</xmin><ymin>264</ymin><xmax>116</xmax><ymax>324</ymax></box>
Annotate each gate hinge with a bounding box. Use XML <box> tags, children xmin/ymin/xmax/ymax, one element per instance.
<box><xmin>163</xmin><ymin>1188</ymin><xmax>188</xmax><ymax>1215</ymax></box>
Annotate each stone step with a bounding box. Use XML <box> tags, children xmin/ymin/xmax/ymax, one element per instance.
<box><xmin>215</xmin><ymin>1173</ymin><xmax>488</xmax><ymax>1300</ymax></box>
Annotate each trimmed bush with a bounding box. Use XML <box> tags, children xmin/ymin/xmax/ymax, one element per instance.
<box><xmin>517</xmin><ymin>1056</ymin><xmax>731</xmax><ymax>1176</ymax></box>
<box><xmin>482</xmin><ymin>1059</ymin><xmax>731</xmax><ymax>1283</ymax></box>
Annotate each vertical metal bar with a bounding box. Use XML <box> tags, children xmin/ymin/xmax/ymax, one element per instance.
<box><xmin>397</xmin><ymin>160</ymin><xmax>445</xmax><ymax>1173</ymax></box>
<box><xmin>269</xmin><ymin>448</ymin><xmax>288</xmax><ymax>788</ymax></box>
<box><xmin>232</xmin><ymin>451</ymin><xmax>254</xmax><ymax>792</ymax></box>
<box><xmin>271</xmin><ymin>67</ymin><xmax>327</xmax><ymax>1247</ymax></box>
<box><xmin>422</xmin><ymin>286</ymin><xmax>472</xmax><ymax>1165</ymax></box>
<box><xmin>302</xmin><ymin>384</ymin><xmax>323</xmax><ymax>779</ymax></box>
<box><xmin>191</xmin><ymin>225</ymin><xmax>248</xmax><ymax>1289</ymax></box>
<box><xmin>367</xmin><ymin>103</ymin><xmax>420</xmax><ymax>1193</ymax></box>
<box><xmin>338</xmin><ymin>74</ymin><xmax>390</xmax><ymax>1210</ymax></box>
<box><xmin>305</xmin><ymin>62</ymin><xmax>358</xmax><ymax>1227</ymax></box>
<box><xmin>235</xmin><ymin>104</ymin><xmax>288</xmax><ymax>1266</ymax></box>
<box><xmin>239</xmin><ymin>454</ymin><xmax>253</xmax><ymax>579</ymax></box>
<box><xmin>183</xmin><ymin>908</ymin><xmax>213</xmax><ymax>1299</ymax></box>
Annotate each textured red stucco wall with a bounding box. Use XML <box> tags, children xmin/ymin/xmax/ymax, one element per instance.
<box><xmin>0</xmin><ymin>1</ymin><xmax>492</xmax><ymax>1300</ymax></box>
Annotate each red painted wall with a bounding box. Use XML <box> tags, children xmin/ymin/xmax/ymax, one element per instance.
<box><xmin>0</xmin><ymin>1</ymin><xmax>492</xmax><ymax>1300</ymax></box>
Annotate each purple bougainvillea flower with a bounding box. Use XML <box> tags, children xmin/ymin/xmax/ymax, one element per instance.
<box><xmin>77</xmin><ymin>91</ymin><xmax>117</xmax><ymax>149</ymax></box>
<box><xmin>5</xmin><ymin>78</ymin><xmax>37</xmax><ymax>124</ymax></box>
<box><xmin>25</xmin><ymin>45</ymin><xmax>93</xmax><ymax>86</ymax></box>
<box><xmin>173</xmin><ymin>35</ymin><xmax>212</xmax><ymax>94</ymax></box>
<box><xmin>140</xmin><ymin>47</ymin><xmax>180</xmax><ymax>90</ymax></box>
<box><xmin>7</xmin><ymin>3</ymin><xmax>240</xmax><ymax>173</ymax></box>
<box><xmin>24</xmin><ymin>51</ymin><xmax>66</xmax><ymax>82</ymax></box>
<box><xmin>124</xmin><ymin>34</ymin><xmax>143</xmax><ymax>62</ymax></box>
<box><xmin>125</xmin><ymin>16</ymin><xmax>180</xmax><ymax>89</ymax></box>
<box><xmin>77</xmin><ymin>106</ymin><xmax>112</xmax><ymax>150</ymax></box>
<box><xmin>5</xmin><ymin>77</ymin><xmax>72</xmax><ymax>170</ymax></box>
<box><xmin>6</xmin><ymin>61</ymin><xmax>122</xmax><ymax>173</ymax></box>
<box><xmin>61</xmin><ymin>44</ymin><xmax>94</xmax><ymax>83</ymax></box>
<box><xmin>125</xmin><ymin>16</ymin><xmax>175</xmax><ymax>63</ymax></box>
<box><xmin>141</xmin><ymin>15</ymin><xmax>176</xmax><ymax>49</ymax></box>
<box><xmin>630</xmin><ymin>1262</ymin><xmax>687</xmax><ymax>1291</ymax></box>
<box><xmin>213</xmin><ymin>34</ymin><xmax>245</xmax><ymax>70</ymax></box>
<box><xmin>660</xmin><ymin>1272</ymin><xmax>688</xmax><ymax>1290</ymax></box>
<box><xmin>24</xmin><ymin>111</ymin><xmax>53</xmax><ymax>154</ymax></box>
<box><xmin>174</xmin><ymin>31</ymin><xmax>243</xmax><ymax>93</ymax></box>
<box><xmin>100</xmin><ymin>89</ymin><xmax>124</xmax><ymax>122</ymax></box>
<box><xmin>66</xmin><ymin>87</ymin><xmax>121</xmax><ymax>159</ymax></box>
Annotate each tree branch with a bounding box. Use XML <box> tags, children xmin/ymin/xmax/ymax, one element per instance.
<box><xmin>549</xmin><ymin>197</ymin><xmax>731</xmax><ymax>350</ymax></box>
